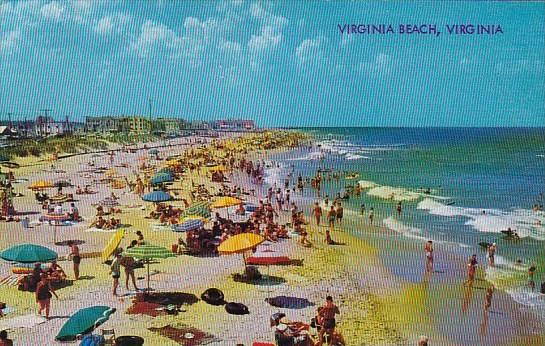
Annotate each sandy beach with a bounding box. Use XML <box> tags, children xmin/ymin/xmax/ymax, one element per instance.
<box><xmin>0</xmin><ymin>130</ymin><xmax>543</xmax><ymax>346</ymax></box>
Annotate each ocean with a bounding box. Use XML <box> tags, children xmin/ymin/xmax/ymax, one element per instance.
<box><xmin>267</xmin><ymin>127</ymin><xmax>545</xmax><ymax>324</ymax></box>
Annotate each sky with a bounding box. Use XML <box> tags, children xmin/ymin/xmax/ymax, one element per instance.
<box><xmin>0</xmin><ymin>0</ymin><xmax>544</xmax><ymax>127</ymax></box>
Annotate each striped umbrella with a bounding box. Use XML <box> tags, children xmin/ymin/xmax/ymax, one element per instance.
<box><xmin>172</xmin><ymin>219</ymin><xmax>203</xmax><ymax>232</ymax></box>
<box><xmin>181</xmin><ymin>201</ymin><xmax>211</xmax><ymax>219</ymax></box>
<box><xmin>41</xmin><ymin>213</ymin><xmax>71</xmax><ymax>243</ymax></box>
<box><xmin>123</xmin><ymin>243</ymin><xmax>174</xmax><ymax>291</ymax></box>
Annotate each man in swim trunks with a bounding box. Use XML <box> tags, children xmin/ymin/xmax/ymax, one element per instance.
<box><xmin>69</xmin><ymin>242</ymin><xmax>81</xmax><ymax>280</ymax></box>
<box><xmin>336</xmin><ymin>203</ymin><xmax>344</xmax><ymax>226</ymax></box>
<box><xmin>487</xmin><ymin>243</ymin><xmax>496</xmax><ymax>267</ymax></box>
<box><xmin>313</xmin><ymin>202</ymin><xmax>323</xmax><ymax>226</ymax></box>
<box><xmin>317</xmin><ymin>296</ymin><xmax>340</xmax><ymax>346</ymax></box>
<box><xmin>110</xmin><ymin>252</ymin><xmax>122</xmax><ymax>296</ymax></box>
<box><xmin>327</xmin><ymin>206</ymin><xmax>336</xmax><ymax>231</ymax></box>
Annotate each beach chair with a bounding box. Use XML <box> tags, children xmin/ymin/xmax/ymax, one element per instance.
<box><xmin>101</xmin><ymin>329</ymin><xmax>116</xmax><ymax>345</ymax></box>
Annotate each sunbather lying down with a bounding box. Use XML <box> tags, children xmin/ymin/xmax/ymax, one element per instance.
<box><xmin>89</xmin><ymin>216</ymin><xmax>122</xmax><ymax>230</ymax></box>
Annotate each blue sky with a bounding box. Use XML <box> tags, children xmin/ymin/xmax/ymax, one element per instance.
<box><xmin>0</xmin><ymin>1</ymin><xmax>544</xmax><ymax>127</ymax></box>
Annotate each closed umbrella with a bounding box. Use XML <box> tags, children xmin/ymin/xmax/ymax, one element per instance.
<box><xmin>142</xmin><ymin>191</ymin><xmax>172</xmax><ymax>203</ymax></box>
<box><xmin>56</xmin><ymin>306</ymin><xmax>116</xmax><ymax>341</ymax></box>
<box><xmin>123</xmin><ymin>243</ymin><xmax>174</xmax><ymax>291</ymax></box>
<box><xmin>172</xmin><ymin>219</ymin><xmax>203</xmax><ymax>232</ymax></box>
<box><xmin>1</xmin><ymin>244</ymin><xmax>57</xmax><ymax>263</ymax></box>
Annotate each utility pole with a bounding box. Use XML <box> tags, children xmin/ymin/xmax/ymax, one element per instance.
<box><xmin>39</xmin><ymin>109</ymin><xmax>53</xmax><ymax>136</ymax></box>
<box><xmin>7</xmin><ymin>112</ymin><xmax>12</xmax><ymax>130</ymax></box>
<box><xmin>148</xmin><ymin>98</ymin><xmax>152</xmax><ymax>121</ymax></box>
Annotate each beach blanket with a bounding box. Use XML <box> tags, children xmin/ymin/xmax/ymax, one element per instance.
<box><xmin>0</xmin><ymin>314</ymin><xmax>47</xmax><ymax>330</ymax></box>
<box><xmin>85</xmin><ymin>227</ymin><xmax>118</xmax><ymax>233</ymax></box>
<box><xmin>148</xmin><ymin>325</ymin><xmax>220</xmax><ymax>345</ymax></box>
<box><xmin>150</xmin><ymin>223</ymin><xmax>171</xmax><ymax>232</ymax></box>
<box><xmin>0</xmin><ymin>275</ymin><xmax>19</xmax><ymax>286</ymax></box>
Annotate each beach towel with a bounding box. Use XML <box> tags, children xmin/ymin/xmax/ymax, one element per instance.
<box><xmin>0</xmin><ymin>275</ymin><xmax>19</xmax><ymax>286</ymax></box>
<box><xmin>85</xmin><ymin>227</ymin><xmax>118</xmax><ymax>233</ymax></box>
<box><xmin>0</xmin><ymin>314</ymin><xmax>47</xmax><ymax>330</ymax></box>
<box><xmin>148</xmin><ymin>325</ymin><xmax>220</xmax><ymax>346</ymax></box>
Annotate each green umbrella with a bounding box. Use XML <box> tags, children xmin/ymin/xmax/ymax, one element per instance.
<box><xmin>123</xmin><ymin>244</ymin><xmax>174</xmax><ymax>291</ymax></box>
<box><xmin>181</xmin><ymin>201</ymin><xmax>211</xmax><ymax>219</ymax></box>
<box><xmin>56</xmin><ymin>306</ymin><xmax>116</xmax><ymax>341</ymax></box>
<box><xmin>0</xmin><ymin>244</ymin><xmax>57</xmax><ymax>263</ymax></box>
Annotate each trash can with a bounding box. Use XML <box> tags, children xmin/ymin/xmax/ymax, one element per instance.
<box><xmin>115</xmin><ymin>336</ymin><xmax>144</xmax><ymax>346</ymax></box>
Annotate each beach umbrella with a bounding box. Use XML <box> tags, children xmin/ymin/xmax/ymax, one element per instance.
<box><xmin>148</xmin><ymin>148</ymin><xmax>159</xmax><ymax>155</ymax></box>
<box><xmin>101</xmin><ymin>229</ymin><xmax>125</xmax><ymax>262</ymax></box>
<box><xmin>41</xmin><ymin>213</ymin><xmax>71</xmax><ymax>244</ymax></box>
<box><xmin>1</xmin><ymin>244</ymin><xmax>57</xmax><ymax>263</ymax></box>
<box><xmin>0</xmin><ymin>154</ymin><xmax>10</xmax><ymax>162</ymax></box>
<box><xmin>181</xmin><ymin>201</ymin><xmax>211</xmax><ymax>219</ymax></box>
<box><xmin>210</xmin><ymin>196</ymin><xmax>242</xmax><ymax>209</ymax></box>
<box><xmin>56</xmin><ymin>306</ymin><xmax>116</xmax><ymax>341</ymax></box>
<box><xmin>123</xmin><ymin>243</ymin><xmax>175</xmax><ymax>291</ymax></box>
<box><xmin>151</xmin><ymin>172</ymin><xmax>174</xmax><ymax>185</ymax></box>
<box><xmin>28</xmin><ymin>180</ymin><xmax>54</xmax><ymax>190</ymax></box>
<box><xmin>157</xmin><ymin>167</ymin><xmax>175</xmax><ymax>174</ymax></box>
<box><xmin>172</xmin><ymin>219</ymin><xmax>203</xmax><ymax>232</ymax></box>
<box><xmin>142</xmin><ymin>191</ymin><xmax>172</xmax><ymax>203</ymax></box>
<box><xmin>218</xmin><ymin>233</ymin><xmax>265</xmax><ymax>271</ymax></box>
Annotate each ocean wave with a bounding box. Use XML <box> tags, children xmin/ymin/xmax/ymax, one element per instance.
<box><xmin>418</xmin><ymin>198</ymin><xmax>545</xmax><ymax>240</ymax></box>
<box><xmin>264</xmin><ymin>163</ymin><xmax>287</xmax><ymax>186</ymax></box>
<box><xmin>286</xmin><ymin>151</ymin><xmax>325</xmax><ymax>161</ymax></box>
<box><xmin>345</xmin><ymin>153</ymin><xmax>370</xmax><ymax>160</ymax></box>
<box><xmin>383</xmin><ymin>217</ymin><xmax>470</xmax><ymax>248</ymax></box>
<box><xmin>367</xmin><ymin>186</ymin><xmax>423</xmax><ymax>202</ymax></box>
<box><xmin>537</xmin><ymin>154</ymin><xmax>544</xmax><ymax>158</ymax></box>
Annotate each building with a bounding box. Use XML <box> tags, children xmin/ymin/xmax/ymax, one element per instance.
<box><xmin>35</xmin><ymin>116</ymin><xmax>74</xmax><ymax>136</ymax></box>
<box><xmin>123</xmin><ymin>116</ymin><xmax>151</xmax><ymax>134</ymax></box>
<box><xmin>152</xmin><ymin>117</ymin><xmax>183</xmax><ymax>135</ymax></box>
<box><xmin>213</xmin><ymin>119</ymin><xmax>256</xmax><ymax>131</ymax></box>
<box><xmin>85</xmin><ymin>116</ymin><xmax>152</xmax><ymax>134</ymax></box>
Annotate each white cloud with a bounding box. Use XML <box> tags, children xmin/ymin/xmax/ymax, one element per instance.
<box><xmin>94</xmin><ymin>12</ymin><xmax>132</xmax><ymax>35</ymax></box>
<box><xmin>40</xmin><ymin>1</ymin><xmax>65</xmax><ymax>22</ymax></box>
<box><xmin>0</xmin><ymin>29</ymin><xmax>21</xmax><ymax>55</ymax></box>
<box><xmin>358</xmin><ymin>53</ymin><xmax>395</xmax><ymax>75</ymax></box>
<box><xmin>131</xmin><ymin>20</ymin><xmax>179</xmax><ymax>57</ymax></box>
<box><xmin>183</xmin><ymin>17</ymin><xmax>219</xmax><ymax>42</ymax></box>
<box><xmin>250</xmin><ymin>2</ymin><xmax>287</xmax><ymax>29</ymax></box>
<box><xmin>248</xmin><ymin>25</ymin><xmax>282</xmax><ymax>52</ymax></box>
<box><xmin>219</xmin><ymin>40</ymin><xmax>241</xmax><ymax>54</ymax></box>
<box><xmin>296</xmin><ymin>36</ymin><xmax>326</xmax><ymax>65</ymax></box>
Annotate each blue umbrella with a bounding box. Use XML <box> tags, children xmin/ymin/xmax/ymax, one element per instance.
<box><xmin>1</xmin><ymin>244</ymin><xmax>58</xmax><ymax>263</ymax></box>
<box><xmin>142</xmin><ymin>191</ymin><xmax>172</xmax><ymax>203</ymax></box>
<box><xmin>151</xmin><ymin>172</ymin><xmax>174</xmax><ymax>185</ymax></box>
<box><xmin>172</xmin><ymin>219</ymin><xmax>203</xmax><ymax>232</ymax></box>
<box><xmin>56</xmin><ymin>306</ymin><xmax>116</xmax><ymax>341</ymax></box>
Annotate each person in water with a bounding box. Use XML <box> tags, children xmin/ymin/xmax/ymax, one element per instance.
<box><xmin>487</xmin><ymin>243</ymin><xmax>497</xmax><ymax>267</ymax></box>
<box><xmin>369</xmin><ymin>208</ymin><xmax>374</xmax><ymax>225</ymax></box>
<box><xmin>528</xmin><ymin>262</ymin><xmax>537</xmax><ymax>291</ymax></box>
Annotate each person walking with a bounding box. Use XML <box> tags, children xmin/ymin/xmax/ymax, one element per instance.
<box><xmin>317</xmin><ymin>296</ymin><xmax>340</xmax><ymax>346</ymax></box>
<box><xmin>313</xmin><ymin>202</ymin><xmax>323</xmax><ymax>226</ymax></box>
<box><xmin>35</xmin><ymin>274</ymin><xmax>58</xmax><ymax>320</ymax></box>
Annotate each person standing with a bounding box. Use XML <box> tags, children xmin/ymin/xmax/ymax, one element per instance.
<box><xmin>369</xmin><ymin>207</ymin><xmax>374</xmax><ymax>225</ymax></box>
<box><xmin>425</xmin><ymin>240</ymin><xmax>434</xmax><ymax>272</ymax></box>
<box><xmin>336</xmin><ymin>202</ymin><xmax>344</xmax><ymax>227</ymax></box>
<box><xmin>467</xmin><ymin>254</ymin><xmax>478</xmax><ymax>283</ymax></box>
<box><xmin>484</xmin><ymin>286</ymin><xmax>494</xmax><ymax>312</ymax></box>
<box><xmin>327</xmin><ymin>206</ymin><xmax>336</xmax><ymax>231</ymax></box>
<box><xmin>110</xmin><ymin>252</ymin><xmax>122</xmax><ymax>296</ymax></box>
<box><xmin>35</xmin><ymin>275</ymin><xmax>58</xmax><ymax>320</ymax></box>
<box><xmin>487</xmin><ymin>243</ymin><xmax>496</xmax><ymax>267</ymax></box>
<box><xmin>69</xmin><ymin>242</ymin><xmax>81</xmax><ymax>280</ymax></box>
<box><xmin>317</xmin><ymin>296</ymin><xmax>340</xmax><ymax>346</ymax></box>
<box><xmin>120</xmin><ymin>253</ymin><xmax>139</xmax><ymax>292</ymax></box>
<box><xmin>313</xmin><ymin>202</ymin><xmax>323</xmax><ymax>226</ymax></box>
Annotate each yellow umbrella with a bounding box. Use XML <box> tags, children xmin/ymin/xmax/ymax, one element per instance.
<box><xmin>29</xmin><ymin>180</ymin><xmax>54</xmax><ymax>190</ymax></box>
<box><xmin>218</xmin><ymin>233</ymin><xmax>264</xmax><ymax>255</ymax></box>
<box><xmin>101</xmin><ymin>229</ymin><xmax>125</xmax><ymax>262</ymax></box>
<box><xmin>210</xmin><ymin>196</ymin><xmax>242</xmax><ymax>209</ymax></box>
